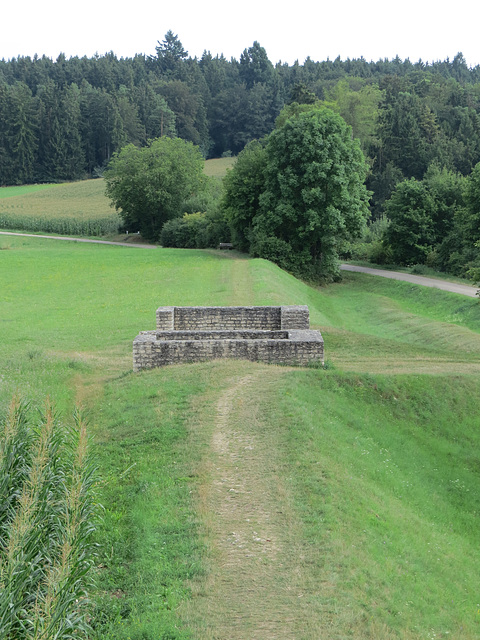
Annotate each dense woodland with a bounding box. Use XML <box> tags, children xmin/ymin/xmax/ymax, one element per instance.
<box><xmin>1</xmin><ymin>32</ymin><xmax>480</xmax><ymax>277</ymax></box>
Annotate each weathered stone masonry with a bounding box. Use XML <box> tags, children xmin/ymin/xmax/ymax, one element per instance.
<box><xmin>133</xmin><ymin>305</ymin><xmax>324</xmax><ymax>371</ymax></box>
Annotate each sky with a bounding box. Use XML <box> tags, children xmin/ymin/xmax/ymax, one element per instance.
<box><xmin>2</xmin><ymin>0</ymin><xmax>479</xmax><ymax>68</ymax></box>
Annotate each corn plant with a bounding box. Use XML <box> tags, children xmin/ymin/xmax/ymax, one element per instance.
<box><xmin>0</xmin><ymin>397</ymin><xmax>99</xmax><ymax>640</ymax></box>
<box><xmin>0</xmin><ymin>212</ymin><xmax>120</xmax><ymax>236</ymax></box>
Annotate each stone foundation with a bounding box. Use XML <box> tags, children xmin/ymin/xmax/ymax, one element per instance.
<box><xmin>133</xmin><ymin>305</ymin><xmax>324</xmax><ymax>371</ymax></box>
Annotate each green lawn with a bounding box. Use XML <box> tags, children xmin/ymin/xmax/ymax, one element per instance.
<box><xmin>1</xmin><ymin>237</ymin><xmax>479</xmax><ymax>639</ymax></box>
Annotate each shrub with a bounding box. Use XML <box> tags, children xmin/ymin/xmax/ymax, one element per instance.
<box><xmin>160</xmin><ymin>210</ymin><xmax>231</xmax><ymax>249</ymax></box>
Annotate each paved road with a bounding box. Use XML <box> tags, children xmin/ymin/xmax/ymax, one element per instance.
<box><xmin>341</xmin><ymin>263</ymin><xmax>478</xmax><ymax>298</ymax></box>
<box><xmin>1</xmin><ymin>232</ymin><xmax>477</xmax><ymax>298</ymax></box>
<box><xmin>0</xmin><ymin>230</ymin><xmax>158</xmax><ymax>248</ymax></box>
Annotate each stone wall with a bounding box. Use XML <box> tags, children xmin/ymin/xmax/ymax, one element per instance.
<box><xmin>155</xmin><ymin>305</ymin><xmax>310</xmax><ymax>331</ymax></box>
<box><xmin>133</xmin><ymin>306</ymin><xmax>323</xmax><ymax>371</ymax></box>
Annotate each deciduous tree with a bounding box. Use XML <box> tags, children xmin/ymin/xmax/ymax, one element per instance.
<box><xmin>104</xmin><ymin>136</ymin><xmax>205</xmax><ymax>241</ymax></box>
<box><xmin>384</xmin><ymin>178</ymin><xmax>436</xmax><ymax>265</ymax></box>
<box><xmin>254</xmin><ymin>106</ymin><xmax>370</xmax><ymax>280</ymax></box>
<box><xmin>225</xmin><ymin>106</ymin><xmax>370</xmax><ymax>280</ymax></box>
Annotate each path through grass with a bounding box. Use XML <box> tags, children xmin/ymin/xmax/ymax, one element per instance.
<box><xmin>181</xmin><ymin>367</ymin><xmax>317</xmax><ymax>639</ymax></box>
<box><xmin>2</xmin><ymin>239</ymin><xmax>480</xmax><ymax>638</ymax></box>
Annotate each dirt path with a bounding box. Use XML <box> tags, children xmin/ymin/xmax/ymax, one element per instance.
<box><xmin>0</xmin><ymin>230</ymin><xmax>158</xmax><ymax>248</ymax></box>
<box><xmin>182</xmin><ymin>368</ymin><xmax>328</xmax><ymax>639</ymax></box>
<box><xmin>341</xmin><ymin>263</ymin><xmax>478</xmax><ymax>298</ymax></box>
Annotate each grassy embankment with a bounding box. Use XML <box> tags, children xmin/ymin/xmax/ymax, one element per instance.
<box><xmin>1</xmin><ymin>233</ymin><xmax>479</xmax><ymax>639</ymax></box>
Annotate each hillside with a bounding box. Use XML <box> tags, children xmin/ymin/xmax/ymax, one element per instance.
<box><xmin>1</xmin><ymin>236</ymin><xmax>479</xmax><ymax>638</ymax></box>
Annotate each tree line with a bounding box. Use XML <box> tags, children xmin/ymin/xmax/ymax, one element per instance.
<box><xmin>1</xmin><ymin>34</ymin><xmax>480</xmax><ymax>192</ymax></box>
<box><xmin>2</xmin><ymin>32</ymin><xmax>480</xmax><ymax>279</ymax></box>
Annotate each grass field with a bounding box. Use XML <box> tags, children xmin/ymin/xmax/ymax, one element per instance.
<box><xmin>203</xmin><ymin>156</ymin><xmax>236</xmax><ymax>178</ymax></box>
<box><xmin>0</xmin><ymin>179</ymin><xmax>120</xmax><ymax>236</ymax></box>
<box><xmin>0</xmin><ymin>184</ymin><xmax>58</xmax><ymax>199</ymax></box>
<box><xmin>1</xmin><ymin>236</ymin><xmax>479</xmax><ymax>639</ymax></box>
<box><xmin>0</xmin><ymin>160</ymin><xmax>234</xmax><ymax>238</ymax></box>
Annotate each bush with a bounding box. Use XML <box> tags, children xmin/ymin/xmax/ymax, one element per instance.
<box><xmin>367</xmin><ymin>239</ymin><xmax>393</xmax><ymax>265</ymax></box>
<box><xmin>160</xmin><ymin>211</ymin><xmax>230</xmax><ymax>249</ymax></box>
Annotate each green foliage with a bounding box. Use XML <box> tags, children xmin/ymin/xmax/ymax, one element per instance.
<box><xmin>104</xmin><ymin>137</ymin><xmax>205</xmax><ymax>241</ymax></box>
<box><xmin>160</xmin><ymin>209</ymin><xmax>230</xmax><ymax>249</ymax></box>
<box><xmin>462</xmin><ymin>162</ymin><xmax>480</xmax><ymax>244</ymax></box>
<box><xmin>324</xmin><ymin>78</ymin><xmax>382</xmax><ymax>156</ymax></box>
<box><xmin>239</xmin><ymin>41</ymin><xmax>274</xmax><ymax>89</ymax></box>
<box><xmin>347</xmin><ymin>215</ymin><xmax>393</xmax><ymax>264</ymax></box>
<box><xmin>0</xmin><ymin>397</ymin><xmax>98</xmax><ymax>639</ymax></box>
<box><xmin>251</xmin><ymin>106</ymin><xmax>370</xmax><ymax>280</ymax></box>
<box><xmin>379</xmin><ymin>164</ymin><xmax>479</xmax><ymax>275</ymax></box>
<box><xmin>151</xmin><ymin>30</ymin><xmax>188</xmax><ymax>77</ymax></box>
<box><xmin>160</xmin><ymin>175</ymin><xmax>229</xmax><ymax>248</ymax></box>
<box><xmin>222</xmin><ymin>139</ymin><xmax>267</xmax><ymax>252</ymax></box>
<box><xmin>384</xmin><ymin>178</ymin><xmax>436</xmax><ymax>265</ymax></box>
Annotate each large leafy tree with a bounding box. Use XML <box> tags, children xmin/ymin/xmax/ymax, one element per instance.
<box><xmin>104</xmin><ymin>136</ymin><xmax>205</xmax><ymax>241</ymax></box>
<box><xmin>250</xmin><ymin>106</ymin><xmax>370</xmax><ymax>280</ymax></box>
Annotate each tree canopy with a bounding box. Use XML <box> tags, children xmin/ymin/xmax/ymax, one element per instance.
<box><xmin>225</xmin><ymin>106</ymin><xmax>370</xmax><ymax>280</ymax></box>
<box><xmin>1</xmin><ymin>34</ymin><xmax>480</xmax><ymax>278</ymax></box>
<box><xmin>104</xmin><ymin>136</ymin><xmax>205</xmax><ymax>241</ymax></box>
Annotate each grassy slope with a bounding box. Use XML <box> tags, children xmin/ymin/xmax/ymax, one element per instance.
<box><xmin>1</xmin><ymin>237</ymin><xmax>479</xmax><ymax>638</ymax></box>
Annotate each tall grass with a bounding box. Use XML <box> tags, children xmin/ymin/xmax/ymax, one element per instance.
<box><xmin>0</xmin><ymin>396</ymin><xmax>99</xmax><ymax>639</ymax></box>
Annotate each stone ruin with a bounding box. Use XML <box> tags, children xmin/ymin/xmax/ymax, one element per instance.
<box><xmin>133</xmin><ymin>305</ymin><xmax>324</xmax><ymax>371</ymax></box>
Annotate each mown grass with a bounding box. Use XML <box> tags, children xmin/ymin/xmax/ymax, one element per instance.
<box><xmin>1</xmin><ymin>238</ymin><xmax>480</xmax><ymax>638</ymax></box>
<box><xmin>274</xmin><ymin>369</ymin><xmax>480</xmax><ymax>638</ymax></box>
<box><xmin>0</xmin><ymin>184</ymin><xmax>57</xmax><ymax>199</ymax></box>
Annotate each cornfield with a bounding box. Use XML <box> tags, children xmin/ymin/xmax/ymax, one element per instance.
<box><xmin>0</xmin><ymin>180</ymin><xmax>121</xmax><ymax>237</ymax></box>
<box><xmin>0</xmin><ymin>396</ymin><xmax>99</xmax><ymax>639</ymax></box>
<box><xmin>0</xmin><ymin>212</ymin><xmax>120</xmax><ymax>237</ymax></box>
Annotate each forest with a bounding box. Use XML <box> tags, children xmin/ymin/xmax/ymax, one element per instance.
<box><xmin>1</xmin><ymin>32</ymin><xmax>480</xmax><ymax>277</ymax></box>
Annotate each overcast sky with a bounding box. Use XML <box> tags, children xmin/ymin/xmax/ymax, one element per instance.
<box><xmin>3</xmin><ymin>0</ymin><xmax>479</xmax><ymax>67</ymax></box>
